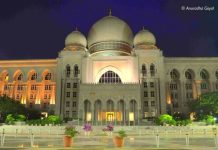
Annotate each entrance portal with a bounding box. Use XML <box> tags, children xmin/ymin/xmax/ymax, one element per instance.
<box><xmin>106</xmin><ymin>112</ymin><xmax>114</xmax><ymax>121</ymax></box>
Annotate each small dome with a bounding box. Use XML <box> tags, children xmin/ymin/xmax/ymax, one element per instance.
<box><xmin>134</xmin><ymin>29</ymin><xmax>156</xmax><ymax>47</ymax></box>
<box><xmin>65</xmin><ymin>30</ymin><xmax>87</xmax><ymax>47</ymax></box>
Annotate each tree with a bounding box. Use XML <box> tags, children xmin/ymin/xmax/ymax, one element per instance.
<box><xmin>188</xmin><ymin>92</ymin><xmax>218</xmax><ymax>120</ymax></box>
<box><xmin>0</xmin><ymin>95</ymin><xmax>41</xmax><ymax>122</ymax></box>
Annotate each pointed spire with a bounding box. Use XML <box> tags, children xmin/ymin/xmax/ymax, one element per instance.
<box><xmin>108</xmin><ymin>8</ymin><xmax>112</xmax><ymax>16</ymax></box>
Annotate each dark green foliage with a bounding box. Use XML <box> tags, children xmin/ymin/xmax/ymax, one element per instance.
<box><xmin>117</xmin><ymin>129</ymin><xmax>127</xmax><ymax>138</ymax></box>
<box><xmin>65</xmin><ymin>125</ymin><xmax>79</xmax><ymax>137</ymax></box>
<box><xmin>188</xmin><ymin>92</ymin><xmax>218</xmax><ymax>120</ymax></box>
<box><xmin>26</xmin><ymin>115</ymin><xmax>62</xmax><ymax>126</ymax></box>
<box><xmin>0</xmin><ymin>95</ymin><xmax>41</xmax><ymax>122</ymax></box>
<box><xmin>204</xmin><ymin>115</ymin><xmax>215</xmax><ymax>125</ymax></box>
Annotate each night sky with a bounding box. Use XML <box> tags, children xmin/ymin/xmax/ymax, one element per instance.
<box><xmin>0</xmin><ymin>0</ymin><xmax>217</xmax><ymax>60</ymax></box>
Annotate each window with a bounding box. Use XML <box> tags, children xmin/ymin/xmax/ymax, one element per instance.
<box><xmin>185</xmin><ymin>84</ymin><xmax>192</xmax><ymax>90</ymax></box>
<box><xmin>186</xmin><ymin>93</ymin><xmax>193</xmax><ymax>99</ymax></box>
<box><xmin>67</xmin><ymin>83</ymin><xmax>71</xmax><ymax>88</ymax></box>
<box><xmin>74</xmin><ymin>65</ymin><xmax>79</xmax><ymax>77</ymax></box>
<box><xmin>48</xmin><ymin>94</ymin><xmax>51</xmax><ymax>99</ymax></box>
<box><xmin>73</xmin><ymin>92</ymin><xmax>77</xmax><ymax>98</ymax></box>
<box><xmin>44</xmin><ymin>94</ymin><xmax>47</xmax><ymax>99</ymax></box>
<box><xmin>17</xmin><ymin>73</ymin><xmax>23</xmax><ymax>81</ymax></box>
<box><xmin>144</xmin><ymin>91</ymin><xmax>148</xmax><ymax>97</ymax></box>
<box><xmin>66</xmin><ymin>92</ymin><xmax>70</xmax><ymax>97</ymax></box>
<box><xmin>170</xmin><ymin>69</ymin><xmax>179</xmax><ymax>80</ymax></box>
<box><xmin>66</xmin><ymin>101</ymin><xmax>70</xmax><ymax>107</ymax></box>
<box><xmin>16</xmin><ymin>94</ymin><xmax>20</xmax><ymax>99</ymax></box>
<box><xmin>66</xmin><ymin>65</ymin><xmax>71</xmax><ymax>77</ymax></box>
<box><xmin>45</xmin><ymin>73</ymin><xmax>52</xmax><ymax>80</ymax></box>
<box><xmin>142</xmin><ymin>64</ymin><xmax>147</xmax><ymax>76</ymax></box>
<box><xmin>73</xmin><ymin>83</ymin><xmax>77</xmax><ymax>88</ymax></box>
<box><xmin>185</xmin><ymin>71</ymin><xmax>192</xmax><ymax>80</ymax></box>
<box><xmin>150</xmin><ymin>82</ymin><xmax>154</xmax><ymax>88</ymax></box>
<box><xmin>4</xmin><ymin>85</ymin><xmax>9</xmax><ymax>90</ymax></box>
<box><xmin>99</xmin><ymin>71</ymin><xmax>121</xmax><ymax>83</ymax></box>
<box><xmin>216</xmin><ymin>71</ymin><xmax>218</xmax><ymax>79</ymax></box>
<box><xmin>30</xmin><ymin>94</ymin><xmax>33</xmax><ymax>99</ymax></box>
<box><xmin>200</xmin><ymin>70</ymin><xmax>208</xmax><ymax>80</ymax></box>
<box><xmin>73</xmin><ymin>102</ymin><xmax>77</xmax><ymax>107</ymax></box>
<box><xmin>143</xmin><ymin>82</ymin><xmax>147</xmax><ymax>88</ymax></box>
<box><xmin>31</xmin><ymin>85</ymin><xmax>37</xmax><ymax>90</ymax></box>
<box><xmin>66</xmin><ymin>111</ymin><xmax>70</xmax><ymax>118</ymax></box>
<box><xmin>201</xmin><ymin>83</ymin><xmax>207</xmax><ymax>89</ymax></box>
<box><xmin>31</xmin><ymin>73</ymin><xmax>37</xmax><ymax>80</ymax></box>
<box><xmin>44</xmin><ymin>85</ymin><xmax>51</xmax><ymax>90</ymax></box>
<box><xmin>144</xmin><ymin>101</ymin><xmax>148</xmax><ymax>107</ymax></box>
<box><xmin>150</xmin><ymin>64</ymin><xmax>155</xmax><ymax>76</ymax></box>
<box><xmin>17</xmin><ymin>85</ymin><xmax>23</xmax><ymax>91</ymax></box>
<box><xmin>151</xmin><ymin>91</ymin><xmax>155</xmax><ymax>97</ymax></box>
<box><xmin>151</xmin><ymin>101</ymin><xmax>155</xmax><ymax>106</ymax></box>
<box><xmin>170</xmin><ymin>83</ymin><xmax>177</xmax><ymax>90</ymax></box>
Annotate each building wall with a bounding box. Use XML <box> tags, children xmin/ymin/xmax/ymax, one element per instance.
<box><xmin>0</xmin><ymin>59</ymin><xmax>57</xmax><ymax>113</ymax></box>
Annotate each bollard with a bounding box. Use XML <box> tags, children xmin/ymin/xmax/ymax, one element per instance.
<box><xmin>156</xmin><ymin>134</ymin><xmax>160</xmax><ymax>148</ymax></box>
<box><xmin>15</xmin><ymin>129</ymin><xmax>18</xmax><ymax>138</ymax></box>
<box><xmin>30</xmin><ymin>133</ymin><xmax>34</xmax><ymax>147</ymax></box>
<box><xmin>214</xmin><ymin>133</ymin><xmax>218</xmax><ymax>147</ymax></box>
<box><xmin>1</xmin><ymin>131</ymin><xmax>5</xmax><ymax>147</ymax></box>
<box><xmin>185</xmin><ymin>133</ymin><xmax>189</xmax><ymax>146</ymax></box>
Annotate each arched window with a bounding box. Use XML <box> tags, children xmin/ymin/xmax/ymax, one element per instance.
<box><xmin>45</xmin><ymin>73</ymin><xmax>52</xmax><ymax>80</ymax></box>
<box><xmin>215</xmin><ymin>70</ymin><xmax>218</xmax><ymax>80</ymax></box>
<box><xmin>200</xmin><ymin>69</ymin><xmax>209</xmax><ymax>80</ymax></box>
<box><xmin>185</xmin><ymin>71</ymin><xmax>192</xmax><ymax>80</ymax></box>
<box><xmin>170</xmin><ymin>69</ymin><xmax>179</xmax><ymax>80</ymax></box>
<box><xmin>99</xmin><ymin>71</ymin><xmax>121</xmax><ymax>83</ymax></box>
<box><xmin>74</xmin><ymin>65</ymin><xmax>79</xmax><ymax>77</ymax></box>
<box><xmin>31</xmin><ymin>73</ymin><xmax>37</xmax><ymax>80</ymax></box>
<box><xmin>150</xmin><ymin>64</ymin><xmax>155</xmax><ymax>76</ymax></box>
<box><xmin>142</xmin><ymin>64</ymin><xmax>147</xmax><ymax>76</ymax></box>
<box><xmin>17</xmin><ymin>73</ymin><xmax>23</xmax><ymax>81</ymax></box>
<box><xmin>66</xmin><ymin>65</ymin><xmax>71</xmax><ymax>77</ymax></box>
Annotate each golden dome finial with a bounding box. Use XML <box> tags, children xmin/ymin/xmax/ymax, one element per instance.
<box><xmin>108</xmin><ymin>8</ymin><xmax>112</xmax><ymax>16</ymax></box>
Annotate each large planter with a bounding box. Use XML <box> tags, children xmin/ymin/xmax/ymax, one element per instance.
<box><xmin>113</xmin><ymin>136</ymin><xmax>124</xmax><ymax>147</ymax></box>
<box><xmin>63</xmin><ymin>136</ymin><xmax>73</xmax><ymax>147</ymax></box>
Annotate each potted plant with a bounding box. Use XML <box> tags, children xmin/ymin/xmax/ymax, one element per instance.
<box><xmin>103</xmin><ymin>123</ymin><xmax>114</xmax><ymax>136</ymax></box>
<box><xmin>64</xmin><ymin>125</ymin><xmax>79</xmax><ymax>147</ymax></box>
<box><xmin>83</xmin><ymin>123</ymin><xmax>92</xmax><ymax>136</ymax></box>
<box><xmin>113</xmin><ymin>129</ymin><xmax>127</xmax><ymax>147</ymax></box>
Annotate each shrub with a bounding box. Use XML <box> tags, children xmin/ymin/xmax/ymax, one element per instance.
<box><xmin>158</xmin><ymin>114</ymin><xmax>176</xmax><ymax>126</ymax></box>
<box><xmin>5</xmin><ymin>114</ymin><xmax>15</xmax><ymax>125</ymax></box>
<box><xmin>16</xmin><ymin>114</ymin><xmax>26</xmax><ymax>121</ymax></box>
<box><xmin>117</xmin><ymin>129</ymin><xmax>127</xmax><ymax>138</ymax></box>
<box><xmin>205</xmin><ymin>115</ymin><xmax>215</xmax><ymax>125</ymax></box>
<box><xmin>65</xmin><ymin>125</ymin><xmax>79</xmax><ymax>137</ymax></box>
<box><xmin>47</xmin><ymin>115</ymin><xmax>62</xmax><ymax>125</ymax></box>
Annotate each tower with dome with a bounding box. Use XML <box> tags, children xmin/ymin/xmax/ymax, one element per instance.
<box><xmin>0</xmin><ymin>12</ymin><xmax>218</xmax><ymax>124</ymax></box>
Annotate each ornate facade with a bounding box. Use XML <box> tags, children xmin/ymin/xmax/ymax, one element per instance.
<box><xmin>1</xmin><ymin>13</ymin><xmax>218</xmax><ymax>124</ymax></box>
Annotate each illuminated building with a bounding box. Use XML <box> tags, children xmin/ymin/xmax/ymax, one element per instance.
<box><xmin>1</xmin><ymin>13</ymin><xmax>218</xmax><ymax>124</ymax></box>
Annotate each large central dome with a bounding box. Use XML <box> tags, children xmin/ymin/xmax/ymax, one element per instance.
<box><xmin>87</xmin><ymin>15</ymin><xmax>133</xmax><ymax>56</ymax></box>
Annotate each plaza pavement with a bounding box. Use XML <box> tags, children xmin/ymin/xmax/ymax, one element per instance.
<box><xmin>0</xmin><ymin>125</ymin><xmax>218</xmax><ymax>149</ymax></box>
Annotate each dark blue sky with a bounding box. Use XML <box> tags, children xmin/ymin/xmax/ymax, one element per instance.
<box><xmin>0</xmin><ymin>0</ymin><xmax>217</xmax><ymax>59</ymax></box>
